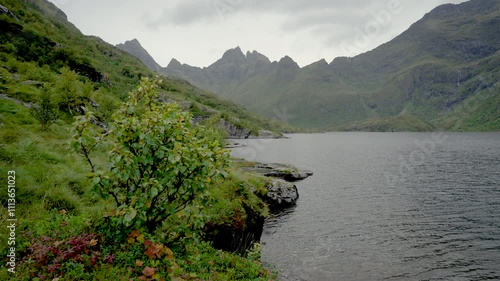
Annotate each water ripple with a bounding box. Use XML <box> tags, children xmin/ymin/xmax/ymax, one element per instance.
<box><xmin>232</xmin><ymin>133</ymin><xmax>500</xmax><ymax>281</ymax></box>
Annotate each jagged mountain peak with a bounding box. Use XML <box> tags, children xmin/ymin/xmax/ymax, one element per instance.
<box><xmin>307</xmin><ymin>58</ymin><xmax>328</xmax><ymax>67</ymax></box>
<box><xmin>167</xmin><ymin>58</ymin><xmax>182</xmax><ymax>68</ymax></box>
<box><xmin>220</xmin><ymin>46</ymin><xmax>245</xmax><ymax>61</ymax></box>
<box><xmin>127</xmin><ymin>38</ymin><xmax>140</xmax><ymax>44</ymax></box>
<box><xmin>116</xmin><ymin>38</ymin><xmax>161</xmax><ymax>71</ymax></box>
<box><xmin>116</xmin><ymin>38</ymin><xmax>141</xmax><ymax>49</ymax></box>
<box><xmin>246</xmin><ymin>50</ymin><xmax>271</xmax><ymax>64</ymax></box>
<box><xmin>278</xmin><ymin>55</ymin><xmax>299</xmax><ymax>68</ymax></box>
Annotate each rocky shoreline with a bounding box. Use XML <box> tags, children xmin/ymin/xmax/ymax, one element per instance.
<box><xmin>240</xmin><ymin>162</ymin><xmax>313</xmax><ymax>182</ymax></box>
<box><xmin>239</xmin><ymin>162</ymin><xmax>313</xmax><ymax>213</ymax></box>
<box><xmin>205</xmin><ymin>158</ymin><xmax>313</xmax><ymax>253</ymax></box>
<box><xmin>233</xmin><ymin>159</ymin><xmax>313</xmax><ymax>211</ymax></box>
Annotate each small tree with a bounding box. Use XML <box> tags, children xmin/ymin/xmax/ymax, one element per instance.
<box><xmin>30</xmin><ymin>86</ymin><xmax>58</xmax><ymax>130</ymax></box>
<box><xmin>78</xmin><ymin>77</ymin><xmax>229</xmax><ymax>233</ymax></box>
<box><xmin>71</xmin><ymin>109</ymin><xmax>104</xmax><ymax>173</ymax></box>
<box><xmin>52</xmin><ymin>67</ymin><xmax>90</xmax><ymax>115</ymax></box>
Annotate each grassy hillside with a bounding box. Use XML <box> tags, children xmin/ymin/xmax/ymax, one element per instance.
<box><xmin>0</xmin><ymin>86</ymin><xmax>276</xmax><ymax>280</ymax></box>
<box><xmin>0</xmin><ymin>0</ymin><xmax>282</xmax><ymax>279</ymax></box>
<box><xmin>0</xmin><ymin>0</ymin><xmax>292</xmax><ymax>136</ymax></box>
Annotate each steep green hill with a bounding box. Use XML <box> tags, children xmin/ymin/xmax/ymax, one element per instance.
<box><xmin>0</xmin><ymin>1</ymin><xmax>281</xmax><ymax>279</ymax></box>
<box><xmin>161</xmin><ymin>0</ymin><xmax>500</xmax><ymax>131</ymax></box>
<box><xmin>0</xmin><ymin>0</ymin><xmax>292</xmax><ymax>137</ymax></box>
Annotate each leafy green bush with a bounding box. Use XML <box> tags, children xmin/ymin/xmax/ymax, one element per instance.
<box><xmin>75</xmin><ymin>78</ymin><xmax>229</xmax><ymax>233</ymax></box>
<box><xmin>29</xmin><ymin>86</ymin><xmax>58</xmax><ymax>130</ymax></box>
<box><xmin>91</xmin><ymin>89</ymin><xmax>120</xmax><ymax>120</ymax></box>
<box><xmin>199</xmin><ymin>113</ymin><xmax>229</xmax><ymax>146</ymax></box>
<box><xmin>51</xmin><ymin>67</ymin><xmax>92</xmax><ymax>114</ymax></box>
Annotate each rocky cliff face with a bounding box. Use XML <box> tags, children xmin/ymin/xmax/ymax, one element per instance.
<box><xmin>218</xmin><ymin>118</ymin><xmax>252</xmax><ymax>139</ymax></box>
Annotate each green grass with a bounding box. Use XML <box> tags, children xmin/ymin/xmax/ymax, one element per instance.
<box><xmin>0</xmin><ymin>97</ymin><xmax>277</xmax><ymax>281</ymax></box>
<box><xmin>0</xmin><ymin>0</ymin><xmax>284</xmax><ymax>277</ymax></box>
<box><xmin>0</xmin><ymin>0</ymin><xmax>290</xmax><ymax>280</ymax></box>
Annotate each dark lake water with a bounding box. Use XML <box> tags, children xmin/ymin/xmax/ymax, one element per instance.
<box><xmin>231</xmin><ymin>133</ymin><xmax>500</xmax><ymax>281</ymax></box>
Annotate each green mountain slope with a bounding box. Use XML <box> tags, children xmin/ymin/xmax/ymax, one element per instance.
<box><xmin>161</xmin><ymin>0</ymin><xmax>500</xmax><ymax>131</ymax></box>
<box><xmin>0</xmin><ymin>0</ymin><xmax>291</xmax><ymax>137</ymax></box>
<box><xmin>0</xmin><ymin>1</ymin><xmax>284</xmax><ymax>279</ymax></box>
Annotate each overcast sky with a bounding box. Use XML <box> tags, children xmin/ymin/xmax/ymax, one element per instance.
<box><xmin>48</xmin><ymin>0</ymin><xmax>468</xmax><ymax>68</ymax></box>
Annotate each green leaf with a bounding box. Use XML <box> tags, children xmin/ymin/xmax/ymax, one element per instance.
<box><xmin>220</xmin><ymin>170</ymin><xmax>229</xmax><ymax>178</ymax></box>
<box><xmin>150</xmin><ymin>187</ymin><xmax>158</xmax><ymax>198</ymax></box>
<box><xmin>124</xmin><ymin>208</ymin><xmax>137</xmax><ymax>223</ymax></box>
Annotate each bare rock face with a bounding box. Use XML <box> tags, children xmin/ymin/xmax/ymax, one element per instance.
<box><xmin>233</xmin><ymin>159</ymin><xmax>313</xmax><ymax>211</ymax></box>
<box><xmin>193</xmin><ymin>116</ymin><xmax>283</xmax><ymax>139</ymax></box>
<box><xmin>219</xmin><ymin>118</ymin><xmax>252</xmax><ymax>139</ymax></box>
<box><xmin>0</xmin><ymin>4</ymin><xmax>19</xmax><ymax>20</ymax></box>
<box><xmin>263</xmin><ymin>179</ymin><xmax>299</xmax><ymax>211</ymax></box>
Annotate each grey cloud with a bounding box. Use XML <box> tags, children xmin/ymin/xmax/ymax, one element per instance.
<box><xmin>167</xmin><ymin>2</ymin><xmax>213</xmax><ymax>25</ymax></box>
<box><xmin>144</xmin><ymin>0</ymin><xmax>217</xmax><ymax>28</ymax></box>
<box><xmin>244</xmin><ymin>0</ymin><xmax>378</xmax><ymax>14</ymax></box>
<box><xmin>144</xmin><ymin>0</ymin><xmax>382</xmax><ymax>28</ymax></box>
<box><xmin>281</xmin><ymin>9</ymin><xmax>366</xmax><ymax>31</ymax></box>
<box><xmin>314</xmin><ymin>26</ymin><xmax>356</xmax><ymax>44</ymax></box>
<box><xmin>275</xmin><ymin>0</ymin><xmax>400</xmax><ymax>53</ymax></box>
<box><xmin>141</xmin><ymin>0</ymin><xmax>455</xmax><ymax>61</ymax></box>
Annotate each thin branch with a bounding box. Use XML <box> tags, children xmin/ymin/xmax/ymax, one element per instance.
<box><xmin>80</xmin><ymin>143</ymin><xmax>95</xmax><ymax>173</ymax></box>
<box><xmin>108</xmin><ymin>191</ymin><xmax>120</xmax><ymax>206</ymax></box>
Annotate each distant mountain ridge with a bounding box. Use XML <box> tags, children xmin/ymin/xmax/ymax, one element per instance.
<box><xmin>119</xmin><ymin>0</ymin><xmax>500</xmax><ymax>131</ymax></box>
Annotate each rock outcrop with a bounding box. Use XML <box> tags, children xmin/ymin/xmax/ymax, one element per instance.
<box><xmin>0</xmin><ymin>4</ymin><xmax>19</xmax><ymax>21</ymax></box>
<box><xmin>219</xmin><ymin>118</ymin><xmax>252</xmax><ymax>139</ymax></box>
<box><xmin>233</xmin><ymin>159</ymin><xmax>313</xmax><ymax>211</ymax></box>
<box><xmin>0</xmin><ymin>94</ymin><xmax>31</xmax><ymax>108</ymax></box>
<box><xmin>239</xmin><ymin>162</ymin><xmax>313</xmax><ymax>182</ymax></box>
<box><xmin>253</xmin><ymin>130</ymin><xmax>283</xmax><ymax>139</ymax></box>
<box><xmin>193</xmin><ymin>116</ymin><xmax>283</xmax><ymax>139</ymax></box>
<box><xmin>263</xmin><ymin>179</ymin><xmax>299</xmax><ymax>211</ymax></box>
<box><xmin>204</xmin><ymin>160</ymin><xmax>312</xmax><ymax>253</ymax></box>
